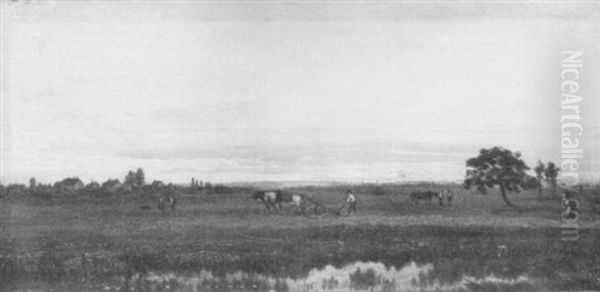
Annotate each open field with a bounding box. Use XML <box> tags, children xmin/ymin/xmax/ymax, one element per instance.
<box><xmin>1</xmin><ymin>183</ymin><xmax>600</xmax><ymax>291</ymax></box>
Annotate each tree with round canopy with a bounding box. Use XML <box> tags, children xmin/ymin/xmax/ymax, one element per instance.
<box><xmin>464</xmin><ymin>146</ymin><xmax>530</xmax><ymax>207</ymax></box>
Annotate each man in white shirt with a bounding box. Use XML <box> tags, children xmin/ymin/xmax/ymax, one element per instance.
<box><xmin>346</xmin><ymin>190</ymin><xmax>357</xmax><ymax>214</ymax></box>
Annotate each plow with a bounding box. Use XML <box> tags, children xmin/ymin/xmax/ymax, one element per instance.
<box><xmin>291</xmin><ymin>193</ymin><xmax>344</xmax><ymax>216</ymax></box>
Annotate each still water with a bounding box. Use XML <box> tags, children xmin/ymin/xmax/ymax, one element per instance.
<box><xmin>110</xmin><ymin>226</ymin><xmax>599</xmax><ymax>291</ymax></box>
<box><xmin>121</xmin><ymin>260</ymin><xmax>539</xmax><ymax>292</ymax></box>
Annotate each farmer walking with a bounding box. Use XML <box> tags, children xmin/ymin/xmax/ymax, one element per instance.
<box><xmin>346</xmin><ymin>190</ymin><xmax>357</xmax><ymax>215</ymax></box>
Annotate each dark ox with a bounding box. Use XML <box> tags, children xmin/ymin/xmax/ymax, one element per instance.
<box><xmin>439</xmin><ymin>189</ymin><xmax>454</xmax><ymax>206</ymax></box>
<box><xmin>253</xmin><ymin>190</ymin><xmax>283</xmax><ymax>212</ymax></box>
<box><xmin>410</xmin><ymin>191</ymin><xmax>440</xmax><ymax>205</ymax></box>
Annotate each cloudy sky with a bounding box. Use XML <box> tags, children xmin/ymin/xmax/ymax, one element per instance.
<box><xmin>1</xmin><ymin>1</ymin><xmax>598</xmax><ymax>184</ymax></box>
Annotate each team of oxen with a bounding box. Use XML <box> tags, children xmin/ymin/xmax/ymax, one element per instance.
<box><xmin>139</xmin><ymin>194</ymin><xmax>177</xmax><ymax>211</ymax></box>
<box><xmin>409</xmin><ymin>189</ymin><xmax>454</xmax><ymax>206</ymax></box>
<box><xmin>252</xmin><ymin>190</ymin><xmax>345</xmax><ymax>216</ymax></box>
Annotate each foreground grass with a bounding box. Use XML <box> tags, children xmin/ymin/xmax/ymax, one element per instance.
<box><xmin>1</xmin><ymin>184</ymin><xmax>599</xmax><ymax>290</ymax></box>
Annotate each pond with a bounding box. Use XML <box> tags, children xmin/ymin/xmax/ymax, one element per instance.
<box><xmin>108</xmin><ymin>226</ymin><xmax>599</xmax><ymax>292</ymax></box>
<box><xmin>126</xmin><ymin>260</ymin><xmax>538</xmax><ymax>292</ymax></box>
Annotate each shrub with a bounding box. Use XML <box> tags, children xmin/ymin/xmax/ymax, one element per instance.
<box><xmin>521</xmin><ymin>175</ymin><xmax>541</xmax><ymax>191</ymax></box>
<box><xmin>350</xmin><ymin>267</ymin><xmax>380</xmax><ymax>289</ymax></box>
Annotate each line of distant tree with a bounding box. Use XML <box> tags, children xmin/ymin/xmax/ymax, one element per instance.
<box><xmin>1</xmin><ymin>153</ymin><xmax>596</xmax><ymax>210</ymax></box>
<box><xmin>0</xmin><ymin>168</ymin><xmax>233</xmax><ymax>198</ymax></box>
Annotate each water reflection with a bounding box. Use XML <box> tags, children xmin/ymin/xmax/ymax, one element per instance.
<box><xmin>134</xmin><ymin>261</ymin><xmax>536</xmax><ymax>292</ymax></box>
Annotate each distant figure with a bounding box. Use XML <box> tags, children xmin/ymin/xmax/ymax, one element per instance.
<box><xmin>561</xmin><ymin>193</ymin><xmax>577</xmax><ymax>210</ymax></box>
<box><xmin>437</xmin><ymin>191</ymin><xmax>444</xmax><ymax>206</ymax></box>
<box><xmin>291</xmin><ymin>194</ymin><xmax>306</xmax><ymax>214</ymax></box>
<box><xmin>345</xmin><ymin>190</ymin><xmax>357</xmax><ymax>214</ymax></box>
<box><xmin>437</xmin><ymin>189</ymin><xmax>453</xmax><ymax>206</ymax></box>
<box><xmin>140</xmin><ymin>205</ymin><xmax>151</xmax><ymax>211</ymax></box>
<box><xmin>561</xmin><ymin>192</ymin><xmax>578</xmax><ymax>219</ymax></box>
<box><xmin>446</xmin><ymin>189</ymin><xmax>454</xmax><ymax>206</ymax></box>
<box><xmin>560</xmin><ymin>192</ymin><xmax>568</xmax><ymax>208</ymax></box>
<box><xmin>168</xmin><ymin>196</ymin><xmax>176</xmax><ymax>210</ymax></box>
<box><xmin>157</xmin><ymin>197</ymin><xmax>166</xmax><ymax>211</ymax></box>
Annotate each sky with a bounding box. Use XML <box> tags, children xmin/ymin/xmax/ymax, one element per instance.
<box><xmin>1</xmin><ymin>1</ymin><xmax>598</xmax><ymax>184</ymax></box>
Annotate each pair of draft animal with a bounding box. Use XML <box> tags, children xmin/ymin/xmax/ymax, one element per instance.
<box><xmin>409</xmin><ymin>189</ymin><xmax>455</xmax><ymax>206</ymax></box>
<box><xmin>253</xmin><ymin>190</ymin><xmax>298</xmax><ymax>212</ymax></box>
<box><xmin>140</xmin><ymin>196</ymin><xmax>176</xmax><ymax>211</ymax></box>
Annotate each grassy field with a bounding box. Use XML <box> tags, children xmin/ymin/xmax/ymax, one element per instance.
<box><xmin>1</xmin><ymin>183</ymin><xmax>599</xmax><ymax>291</ymax></box>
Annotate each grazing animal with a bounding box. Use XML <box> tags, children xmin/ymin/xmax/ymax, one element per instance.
<box><xmin>437</xmin><ymin>189</ymin><xmax>454</xmax><ymax>206</ymax></box>
<box><xmin>158</xmin><ymin>196</ymin><xmax>176</xmax><ymax>211</ymax></box>
<box><xmin>253</xmin><ymin>190</ymin><xmax>283</xmax><ymax>212</ymax></box>
<box><xmin>410</xmin><ymin>191</ymin><xmax>437</xmax><ymax>205</ymax></box>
